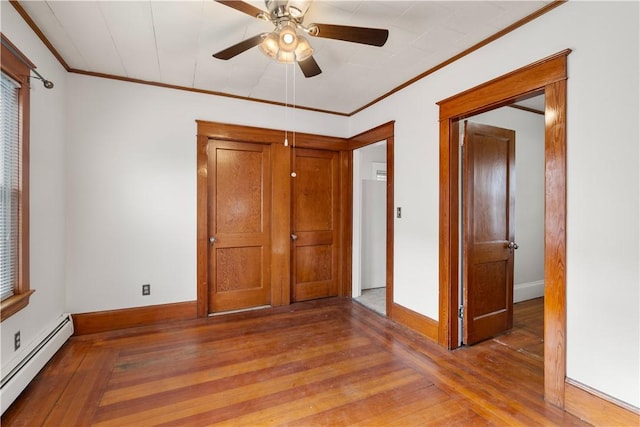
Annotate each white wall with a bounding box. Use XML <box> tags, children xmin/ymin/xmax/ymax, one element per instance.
<box><xmin>352</xmin><ymin>143</ymin><xmax>386</xmax><ymax>296</ymax></box>
<box><xmin>64</xmin><ymin>74</ymin><xmax>349</xmax><ymax>313</ymax></box>
<box><xmin>359</xmin><ymin>144</ymin><xmax>387</xmax><ymax>290</ymax></box>
<box><xmin>0</xmin><ymin>3</ymin><xmax>68</xmax><ymax>376</ymax></box>
<box><xmin>470</xmin><ymin>106</ymin><xmax>545</xmax><ymax>302</ymax></box>
<box><xmin>350</xmin><ymin>1</ymin><xmax>639</xmax><ymax>408</ymax></box>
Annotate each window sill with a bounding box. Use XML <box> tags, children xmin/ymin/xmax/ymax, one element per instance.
<box><xmin>1</xmin><ymin>290</ymin><xmax>35</xmax><ymax>322</ymax></box>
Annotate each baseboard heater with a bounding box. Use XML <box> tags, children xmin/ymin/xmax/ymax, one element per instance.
<box><xmin>1</xmin><ymin>313</ymin><xmax>73</xmax><ymax>414</ymax></box>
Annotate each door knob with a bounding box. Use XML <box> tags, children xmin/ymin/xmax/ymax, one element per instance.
<box><xmin>209</xmin><ymin>236</ymin><xmax>216</xmax><ymax>245</ymax></box>
<box><xmin>508</xmin><ymin>241</ymin><xmax>519</xmax><ymax>250</ymax></box>
<box><xmin>291</xmin><ymin>234</ymin><xmax>298</xmax><ymax>241</ymax></box>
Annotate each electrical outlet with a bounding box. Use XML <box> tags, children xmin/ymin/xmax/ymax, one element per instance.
<box><xmin>14</xmin><ymin>331</ymin><xmax>20</xmax><ymax>351</ymax></box>
<box><xmin>142</xmin><ymin>284</ymin><xmax>151</xmax><ymax>296</ymax></box>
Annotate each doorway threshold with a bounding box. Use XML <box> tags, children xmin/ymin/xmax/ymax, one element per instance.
<box><xmin>354</xmin><ymin>287</ymin><xmax>386</xmax><ymax>316</ymax></box>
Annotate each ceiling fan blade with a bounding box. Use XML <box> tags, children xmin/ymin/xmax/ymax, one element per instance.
<box><xmin>298</xmin><ymin>56</ymin><xmax>322</xmax><ymax>78</ymax></box>
<box><xmin>309</xmin><ymin>23</ymin><xmax>389</xmax><ymax>47</ymax></box>
<box><xmin>213</xmin><ymin>34</ymin><xmax>266</xmax><ymax>60</ymax></box>
<box><xmin>214</xmin><ymin>0</ymin><xmax>266</xmax><ymax>19</ymax></box>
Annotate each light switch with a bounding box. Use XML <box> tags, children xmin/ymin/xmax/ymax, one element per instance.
<box><xmin>397</xmin><ymin>207</ymin><xmax>402</xmax><ymax>218</ymax></box>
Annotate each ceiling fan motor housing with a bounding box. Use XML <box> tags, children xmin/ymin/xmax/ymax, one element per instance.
<box><xmin>265</xmin><ymin>0</ymin><xmax>310</xmax><ymax>20</ymax></box>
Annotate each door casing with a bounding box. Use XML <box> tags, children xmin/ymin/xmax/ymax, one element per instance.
<box><xmin>196</xmin><ymin>121</ymin><xmax>350</xmax><ymax>317</ymax></box>
<box><xmin>197</xmin><ymin>120</ymin><xmax>397</xmax><ymax>319</ymax></box>
<box><xmin>437</xmin><ymin>50</ymin><xmax>570</xmax><ymax>407</ymax></box>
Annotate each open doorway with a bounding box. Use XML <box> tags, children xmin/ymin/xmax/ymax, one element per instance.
<box><xmin>352</xmin><ymin>141</ymin><xmax>387</xmax><ymax>315</ymax></box>
<box><xmin>438</xmin><ymin>50</ymin><xmax>569</xmax><ymax>406</ymax></box>
<box><xmin>459</xmin><ymin>94</ymin><xmax>545</xmax><ymax>352</ymax></box>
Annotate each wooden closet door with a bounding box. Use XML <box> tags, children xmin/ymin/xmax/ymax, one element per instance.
<box><xmin>208</xmin><ymin>140</ymin><xmax>271</xmax><ymax>313</ymax></box>
<box><xmin>291</xmin><ymin>148</ymin><xmax>340</xmax><ymax>302</ymax></box>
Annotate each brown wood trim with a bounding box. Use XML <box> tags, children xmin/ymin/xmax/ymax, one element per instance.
<box><xmin>9</xmin><ymin>1</ymin><xmax>70</xmax><ymax>71</ymax></box>
<box><xmin>339</xmin><ymin>150</ymin><xmax>353</xmax><ymax>297</ymax></box>
<box><xmin>72</xmin><ymin>301</ymin><xmax>197</xmax><ymax>335</ymax></box>
<box><xmin>438</xmin><ymin>49</ymin><xmax>571</xmax><ymax>119</ymax></box>
<box><xmin>1</xmin><ymin>34</ymin><xmax>32</xmax><ymax>323</ymax></box>
<box><xmin>390</xmin><ymin>303</ymin><xmax>438</xmax><ymax>342</ymax></box>
<box><xmin>196</xmin><ymin>135</ymin><xmax>209</xmax><ymax>317</ymax></box>
<box><xmin>385</xmin><ymin>134</ymin><xmax>395</xmax><ymax>317</ymax></box>
<box><xmin>346</xmin><ymin>122</ymin><xmax>395</xmax><ymax>318</ymax></box>
<box><xmin>509</xmin><ymin>104</ymin><xmax>544</xmax><ymax>115</ymax></box>
<box><xmin>348</xmin><ymin>121</ymin><xmax>395</xmax><ymax>149</ymax></box>
<box><xmin>0</xmin><ymin>290</ymin><xmax>35</xmax><ymax>322</ymax></box>
<box><xmin>196</xmin><ymin>121</ymin><xmax>350</xmax><ymax>316</ymax></box>
<box><xmin>438</xmin><ymin>119</ymin><xmax>459</xmax><ymax>348</ymax></box>
<box><xmin>349</xmin><ymin>1</ymin><xmax>567</xmax><ymax>116</ymax></box>
<box><xmin>271</xmin><ymin>143</ymin><xmax>291</xmax><ymax>306</ymax></box>
<box><xmin>437</xmin><ymin>50</ymin><xmax>569</xmax><ymax>407</ymax></box>
<box><xmin>197</xmin><ymin>121</ymin><xmax>348</xmax><ymax>151</ymax></box>
<box><xmin>11</xmin><ymin>0</ymin><xmax>563</xmax><ymax>117</ymax></box>
<box><xmin>70</xmin><ymin>69</ymin><xmax>348</xmax><ymax>117</ymax></box>
<box><xmin>544</xmin><ymin>78</ymin><xmax>567</xmax><ymax>407</ymax></box>
<box><xmin>1</xmin><ymin>32</ymin><xmax>36</xmax><ymax>69</ymax></box>
<box><xmin>565</xmin><ymin>380</ymin><xmax>640</xmax><ymax>426</ymax></box>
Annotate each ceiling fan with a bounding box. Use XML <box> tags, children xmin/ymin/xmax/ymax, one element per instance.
<box><xmin>212</xmin><ymin>0</ymin><xmax>389</xmax><ymax>78</ymax></box>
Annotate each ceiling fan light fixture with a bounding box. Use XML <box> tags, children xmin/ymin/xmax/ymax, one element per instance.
<box><xmin>278</xmin><ymin>24</ymin><xmax>298</xmax><ymax>52</ymax></box>
<box><xmin>276</xmin><ymin>49</ymin><xmax>296</xmax><ymax>64</ymax></box>
<box><xmin>259</xmin><ymin>21</ymin><xmax>313</xmax><ymax>64</ymax></box>
<box><xmin>259</xmin><ymin>32</ymin><xmax>280</xmax><ymax>59</ymax></box>
<box><xmin>294</xmin><ymin>35</ymin><xmax>313</xmax><ymax>61</ymax></box>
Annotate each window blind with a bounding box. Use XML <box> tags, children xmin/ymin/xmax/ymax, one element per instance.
<box><xmin>1</xmin><ymin>71</ymin><xmax>20</xmax><ymax>301</ymax></box>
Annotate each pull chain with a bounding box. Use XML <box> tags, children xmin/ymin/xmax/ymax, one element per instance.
<box><xmin>284</xmin><ymin>64</ymin><xmax>289</xmax><ymax>147</ymax></box>
<box><xmin>291</xmin><ymin>62</ymin><xmax>297</xmax><ymax>178</ymax></box>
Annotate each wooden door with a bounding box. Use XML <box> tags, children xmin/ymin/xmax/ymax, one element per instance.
<box><xmin>208</xmin><ymin>140</ymin><xmax>271</xmax><ymax>313</ymax></box>
<box><xmin>291</xmin><ymin>148</ymin><xmax>340</xmax><ymax>302</ymax></box>
<box><xmin>463</xmin><ymin>121</ymin><xmax>516</xmax><ymax>344</ymax></box>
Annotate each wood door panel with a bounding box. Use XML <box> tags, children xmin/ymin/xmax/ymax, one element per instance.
<box><xmin>296</xmin><ymin>245</ymin><xmax>333</xmax><ymax>283</ymax></box>
<box><xmin>216</xmin><ymin>146</ymin><xmax>265</xmax><ymax>234</ymax></box>
<box><xmin>294</xmin><ymin>152</ymin><xmax>335</xmax><ymax>231</ymax></box>
<box><xmin>470</xmin><ymin>261</ymin><xmax>508</xmax><ymax>315</ymax></box>
<box><xmin>215</xmin><ymin>246</ymin><xmax>264</xmax><ymax>292</ymax></box>
<box><xmin>291</xmin><ymin>148</ymin><xmax>340</xmax><ymax>302</ymax></box>
<box><xmin>463</xmin><ymin>122</ymin><xmax>515</xmax><ymax>345</ymax></box>
<box><xmin>294</xmin><ymin>231</ymin><xmax>333</xmax><ymax>246</ymax></box>
<box><xmin>471</xmin><ymin>137</ymin><xmax>510</xmax><ymax>242</ymax></box>
<box><xmin>208</xmin><ymin>140</ymin><xmax>271</xmax><ymax>313</ymax></box>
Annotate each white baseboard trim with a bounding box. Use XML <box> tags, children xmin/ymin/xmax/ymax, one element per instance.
<box><xmin>514</xmin><ymin>280</ymin><xmax>544</xmax><ymax>303</ymax></box>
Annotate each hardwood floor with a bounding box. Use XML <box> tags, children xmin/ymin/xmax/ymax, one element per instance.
<box><xmin>2</xmin><ymin>297</ymin><xmax>587</xmax><ymax>426</ymax></box>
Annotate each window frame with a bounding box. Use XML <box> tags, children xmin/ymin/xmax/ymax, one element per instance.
<box><xmin>1</xmin><ymin>34</ymin><xmax>33</xmax><ymax>322</ymax></box>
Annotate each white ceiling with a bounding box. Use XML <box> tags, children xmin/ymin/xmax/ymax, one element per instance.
<box><xmin>16</xmin><ymin>0</ymin><xmax>553</xmax><ymax>115</ymax></box>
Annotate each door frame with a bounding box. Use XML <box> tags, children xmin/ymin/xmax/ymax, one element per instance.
<box><xmin>347</xmin><ymin>122</ymin><xmax>395</xmax><ymax>317</ymax></box>
<box><xmin>437</xmin><ymin>50</ymin><xmax>570</xmax><ymax>407</ymax></box>
<box><xmin>351</xmin><ymin>142</ymin><xmax>387</xmax><ymax>299</ymax></box>
<box><xmin>196</xmin><ymin>121</ymin><xmax>348</xmax><ymax>317</ymax></box>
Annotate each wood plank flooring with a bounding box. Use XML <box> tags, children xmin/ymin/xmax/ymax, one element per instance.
<box><xmin>2</xmin><ymin>297</ymin><xmax>588</xmax><ymax>426</ymax></box>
